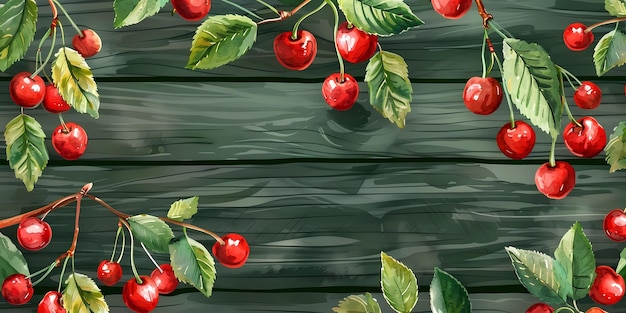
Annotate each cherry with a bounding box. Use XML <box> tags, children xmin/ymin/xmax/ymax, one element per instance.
<box><xmin>588</xmin><ymin>265</ymin><xmax>625</xmax><ymax>305</ymax></box>
<box><xmin>150</xmin><ymin>264</ymin><xmax>178</xmax><ymax>295</ymax></box>
<box><xmin>9</xmin><ymin>72</ymin><xmax>45</xmax><ymax>108</ymax></box>
<box><xmin>17</xmin><ymin>216</ymin><xmax>52</xmax><ymax>251</ymax></box>
<box><xmin>586</xmin><ymin>308</ymin><xmax>608</xmax><ymax>313</ymax></box>
<box><xmin>1</xmin><ymin>274</ymin><xmax>33</xmax><ymax>305</ymax></box>
<box><xmin>496</xmin><ymin>121</ymin><xmax>536</xmax><ymax>160</ymax></box>
<box><xmin>72</xmin><ymin>29</ymin><xmax>102</xmax><ymax>58</ymax></box>
<box><xmin>431</xmin><ymin>0</ymin><xmax>472</xmax><ymax>19</ymax></box>
<box><xmin>322</xmin><ymin>73</ymin><xmax>359</xmax><ymax>111</ymax></box>
<box><xmin>603</xmin><ymin>209</ymin><xmax>626</xmax><ymax>242</ymax></box>
<box><xmin>534</xmin><ymin>161</ymin><xmax>576</xmax><ymax>199</ymax></box>
<box><xmin>335</xmin><ymin>22</ymin><xmax>378</xmax><ymax>64</ymax></box>
<box><xmin>42</xmin><ymin>84</ymin><xmax>71</xmax><ymax>114</ymax></box>
<box><xmin>97</xmin><ymin>260</ymin><xmax>123</xmax><ymax>286</ymax></box>
<box><xmin>37</xmin><ymin>291</ymin><xmax>66</xmax><ymax>313</ymax></box>
<box><xmin>171</xmin><ymin>0</ymin><xmax>211</xmax><ymax>22</ymax></box>
<box><xmin>563</xmin><ymin>116</ymin><xmax>606</xmax><ymax>158</ymax></box>
<box><xmin>462</xmin><ymin>77</ymin><xmax>503</xmax><ymax>115</ymax></box>
<box><xmin>51</xmin><ymin>122</ymin><xmax>88</xmax><ymax>160</ymax></box>
<box><xmin>122</xmin><ymin>276</ymin><xmax>159</xmax><ymax>313</ymax></box>
<box><xmin>563</xmin><ymin>23</ymin><xmax>594</xmax><ymax>51</ymax></box>
<box><xmin>574</xmin><ymin>81</ymin><xmax>602</xmax><ymax>110</ymax></box>
<box><xmin>525</xmin><ymin>303</ymin><xmax>553</xmax><ymax>313</ymax></box>
<box><xmin>212</xmin><ymin>233</ymin><xmax>250</xmax><ymax>268</ymax></box>
<box><xmin>273</xmin><ymin>30</ymin><xmax>317</xmax><ymax>71</ymax></box>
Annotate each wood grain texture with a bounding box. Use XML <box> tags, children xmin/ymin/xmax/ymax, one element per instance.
<box><xmin>0</xmin><ymin>162</ymin><xmax>623</xmax><ymax>291</ymax></box>
<box><xmin>0</xmin><ymin>81</ymin><xmax>623</xmax><ymax>162</ymax></box>
<box><xmin>1</xmin><ymin>0</ymin><xmax>620</xmax><ymax>80</ymax></box>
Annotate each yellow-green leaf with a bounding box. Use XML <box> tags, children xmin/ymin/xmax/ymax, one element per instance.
<box><xmin>332</xmin><ymin>293</ymin><xmax>382</xmax><ymax>313</ymax></box>
<box><xmin>380</xmin><ymin>252</ymin><xmax>418</xmax><ymax>313</ymax></box>
<box><xmin>62</xmin><ymin>273</ymin><xmax>109</xmax><ymax>313</ymax></box>
<box><xmin>0</xmin><ymin>0</ymin><xmax>37</xmax><ymax>71</ymax></box>
<box><xmin>594</xmin><ymin>29</ymin><xmax>626</xmax><ymax>76</ymax></box>
<box><xmin>0</xmin><ymin>232</ymin><xmax>29</xmax><ymax>282</ymax></box>
<box><xmin>51</xmin><ymin>47</ymin><xmax>100</xmax><ymax>119</ymax></box>
<box><xmin>167</xmin><ymin>196</ymin><xmax>199</xmax><ymax>221</ymax></box>
<box><xmin>337</xmin><ymin>0</ymin><xmax>423</xmax><ymax>37</ymax></box>
<box><xmin>605</xmin><ymin>121</ymin><xmax>626</xmax><ymax>172</ymax></box>
<box><xmin>606</xmin><ymin>0</ymin><xmax>626</xmax><ymax>17</ymax></box>
<box><xmin>169</xmin><ymin>236</ymin><xmax>216</xmax><ymax>297</ymax></box>
<box><xmin>4</xmin><ymin>114</ymin><xmax>48</xmax><ymax>191</ymax></box>
<box><xmin>113</xmin><ymin>0</ymin><xmax>169</xmax><ymax>28</ymax></box>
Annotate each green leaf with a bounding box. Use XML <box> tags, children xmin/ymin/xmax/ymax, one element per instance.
<box><xmin>605</xmin><ymin>0</ymin><xmax>626</xmax><ymax>17</ymax></box>
<box><xmin>0</xmin><ymin>0</ymin><xmax>37</xmax><ymax>71</ymax></box>
<box><xmin>505</xmin><ymin>247</ymin><xmax>568</xmax><ymax>306</ymax></box>
<box><xmin>502</xmin><ymin>38</ymin><xmax>563</xmax><ymax>139</ymax></box>
<box><xmin>380</xmin><ymin>252</ymin><xmax>418</xmax><ymax>313</ymax></box>
<box><xmin>4</xmin><ymin>114</ymin><xmax>48</xmax><ymax>191</ymax></box>
<box><xmin>429</xmin><ymin>267</ymin><xmax>471</xmax><ymax>313</ymax></box>
<box><xmin>51</xmin><ymin>47</ymin><xmax>100</xmax><ymax>119</ymax></box>
<box><xmin>62</xmin><ymin>273</ymin><xmax>109</xmax><ymax>313</ymax></box>
<box><xmin>553</xmin><ymin>222</ymin><xmax>596</xmax><ymax>300</ymax></box>
<box><xmin>167</xmin><ymin>196</ymin><xmax>199</xmax><ymax>221</ymax></box>
<box><xmin>0</xmin><ymin>232</ymin><xmax>29</xmax><ymax>282</ymax></box>
<box><xmin>593</xmin><ymin>29</ymin><xmax>626</xmax><ymax>76</ymax></box>
<box><xmin>128</xmin><ymin>214</ymin><xmax>175</xmax><ymax>253</ymax></box>
<box><xmin>186</xmin><ymin>14</ymin><xmax>257</xmax><ymax>70</ymax></box>
<box><xmin>169</xmin><ymin>236</ymin><xmax>216</xmax><ymax>297</ymax></box>
<box><xmin>337</xmin><ymin>0</ymin><xmax>422</xmax><ymax>37</ymax></box>
<box><xmin>605</xmin><ymin>121</ymin><xmax>626</xmax><ymax>173</ymax></box>
<box><xmin>365</xmin><ymin>50</ymin><xmax>412</xmax><ymax>128</ymax></box>
<box><xmin>113</xmin><ymin>0</ymin><xmax>169</xmax><ymax>28</ymax></box>
<box><xmin>332</xmin><ymin>293</ymin><xmax>382</xmax><ymax>313</ymax></box>
<box><xmin>617</xmin><ymin>247</ymin><xmax>626</xmax><ymax>278</ymax></box>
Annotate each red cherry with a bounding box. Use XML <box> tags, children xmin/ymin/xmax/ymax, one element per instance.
<box><xmin>574</xmin><ymin>81</ymin><xmax>602</xmax><ymax>109</ymax></box>
<box><xmin>496</xmin><ymin>121</ymin><xmax>536</xmax><ymax>160</ymax></box>
<box><xmin>212</xmin><ymin>233</ymin><xmax>250</xmax><ymax>268</ymax></box>
<box><xmin>462</xmin><ymin>77</ymin><xmax>503</xmax><ymax>115</ymax></box>
<box><xmin>97</xmin><ymin>260</ymin><xmax>123</xmax><ymax>286</ymax></box>
<box><xmin>171</xmin><ymin>0</ymin><xmax>211</xmax><ymax>21</ymax></box>
<box><xmin>603</xmin><ymin>209</ymin><xmax>626</xmax><ymax>242</ymax></box>
<box><xmin>431</xmin><ymin>0</ymin><xmax>472</xmax><ymax>19</ymax></box>
<box><xmin>525</xmin><ymin>303</ymin><xmax>553</xmax><ymax>313</ymax></box>
<box><xmin>273</xmin><ymin>30</ymin><xmax>317</xmax><ymax>71</ymax></box>
<box><xmin>322</xmin><ymin>73</ymin><xmax>359</xmax><ymax>111</ymax></box>
<box><xmin>563</xmin><ymin>23</ymin><xmax>594</xmax><ymax>51</ymax></box>
<box><xmin>51</xmin><ymin>122</ymin><xmax>88</xmax><ymax>160</ymax></box>
<box><xmin>534</xmin><ymin>161</ymin><xmax>576</xmax><ymax>200</ymax></box>
<box><xmin>17</xmin><ymin>216</ymin><xmax>52</xmax><ymax>251</ymax></box>
<box><xmin>150</xmin><ymin>264</ymin><xmax>178</xmax><ymax>294</ymax></box>
<box><xmin>335</xmin><ymin>22</ymin><xmax>378</xmax><ymax>64</ymax></box>
<box><xmin>37</xmin><ymin>291</ymin><xmax>66</xmax><ymax>313</ymax></box>
<box><xmin>586</xmin><ymin>307</ymin><xmax>608</xmax><ymax>313</ymax></box>
<box><xmin>1</xmin><ymin>274</ymin><xmax>33</xmax><ymax>305</ymax></box>
<box><xmin>589</xmin><ymin>265</ymin><xmax>625</xmax><ymax>305</ymax></box>
<box><xmin>9</xmin><ymin>72</ymin><xmax>45</xmax><ymax>108</ymax></box>
<box><xmin>72</xmin><ymin>29</ymin><xmax>102</xmax><ymax>58</ymax></box>
<box><xmin>42</xmin><ymin>84</ymin><xmax>71</xmax><ymax>114</ymax></box>
<box><xmin>122</xmin><ymin>276</ymin><xmax>159</xmax><ymax>313</ymax></box>
<box><xmin>563</xmin><ymin>116</ymin><xmax>606</xmax><ymax>158</ymax></box>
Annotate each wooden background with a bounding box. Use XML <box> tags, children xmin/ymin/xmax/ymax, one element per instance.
<box><xmin>0</xmin><ymin>0</ymin><xmax>626</xmax><ymax>312</ymax></box>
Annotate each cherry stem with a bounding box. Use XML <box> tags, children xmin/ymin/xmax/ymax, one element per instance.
<box><xmin>492</xmin><ymin>49</ymin><xmax>516</xmax><ymax>128</ymax></box>
<box><xmin>325</xmin><ymin>0</ymin><xmax>345</xmax><ymax>81</ymax></box>
<box><xmin>480</xmin><ymin>30</ymin><xmax>488</xmax><ymax>78</ymax></box>
<box><xmin>110</xmin><ymin>225</ymin><xmax>122</xmax><ymax>262</ymax></box>
<box><xmin>291</xmin><ymin>1</ymin><xmax>326</xmax><ymax>40</ymax></box>
<box><xmin>54</xmin><ymin>183</ymin><xmax>91</xmax><ymax>264</ymax></box>
<box><xmin>47</xmin><ymin>0</ymin><xmax>58</xmax><ymax>24</ymax></box>
<box><xmin>31</xmin><ymin>27</ymin><xmax>56</xmax><ymax>78</ymax></box>
<box><xmin>141</xmin><ymin>242</ymin><xmax>162</xmax><ymax>273</ymax></box>
<box><xmin>554</xmin><ymin>307</ymin><xmax>577</xmax><ymax>313</ymax></box>
<box><xmin>160</xmin><ymin>216</ymin><xmax>225</xmax><ymax>245</ymax></box>
<box><xmin>255</xmin><ymin>0</ymin><xmax>279</xmax><ymax>15</ymax></box>
<box><xmin>558</xmin><ymin>70</ymin><xmax>582</xmax><ymax>127</ymax></box>
<box><xmin>120</xmin><ymin>218</ymin><xmax>142</xmax><ymax>284</ymax></box>
<box><xmin>116</xmin><ymin>222</ymin><xmax>126</xmax><ymax>263</ymax></box>
<box><xmin>219</xmin><ymin>0</ymin><xmax>263</xmax><ymax>20</ymax></box>
<box><xmin>557</xmin><ymin>65</ymin><xmax>582</xmax><ymax>86</ymax></box>
<box><xmin>57</xmin><ymin>256</ymin><xmax>70</xmax><ymax>292</ymax></box>
<box><xmin>572</xmin><ymin>301</ymin><xmax>582</xmax><ymax>313</ymax></box>
<box><xmin>549</xmin><ymin>134</ymin><xmax>557</xmax><ymax>167</ymax></box>
<box><xmin>58</xmin><ymin>114</ymin><xmax>69</xmax><ymax>133</ymax></box>
<box><xmin>51</xmin><ymin>0</ymin><xmax>83</xmax><ymax>37</ymax></box>
<box><xmin>586</xmin><ymin>17</ymin><xmax>626</xmax><ymax>33</ymax></box>
<box><xmin>30</xmin><ymin>261</ymin><xmax>58</xmax><ymax>286</ymax></box>
<box><xmin>257</xmin><ymin>0</ymin><xmax>310</xmax><ymax>25</ymax></box>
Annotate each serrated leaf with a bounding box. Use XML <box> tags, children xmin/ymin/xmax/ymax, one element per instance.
<box><xmin>365</xmin><ymin>50</ymin><xmax>412</xmax><ymax>128</ymax></box>
<box><xmin>337</xmin><ymin>0</ymin><xmax>422</xmax><ymax>37</ymax></box>
<box><xmin>605</xmin><ymin>121</ymin><xmax>626</xmax><ymax>172</ymax></box>
<box><xmin>429</xmin><ymin>267</ymin><xmax>471</xmax><ymax>313</ymax></box>
<box><xmin>167</xmin><ymin>196</ymin><xmax>199</xmax><ymax>221</ymax></box>
<box><xmin>380</xmin><ymin>252</ymin><xmax>417</xmax><ymax>313</ymax></box>
<box><xmin>332</xmin><ymin>293</ymin><xmax>382</xmax><ymax>313</ymax></box>
<box><xmin>0</xmin><ymin>0</ymin><xmax>37</xmax><ymax>71</ymax></box>
<box><xmin>186</xmin><ymin>14</ymin><xmax>257</xmax><ymax>70</ymax></box>
<box><xmin>0</xmin><ymin>232</ymin><xmax>29</xmax><ymax>282</ymax></box>
<box><xmin>505</xmin><ymin>247</ymin><xmax>568</xmax><ymax>306</ymax></box>
<box><xmin>51</xmin><ymin>47</ymin><xmax>100</xmax><ymax>119</ymax></box>
<box><xmin>593</xmin><ymin>29</ymin><xmax>626</xmax><ymax>76</ymax></box>
<box><xmin>617</xmin><ymin>247</ymin><xmax>626</xmax><ymax>278</ymax></box>
<box><xmin>502</xmin><ymin>38</ymin><xmax>563</xmax><ymax>139</ymax></box>
<box><xmin>606</xmin><ymin>0</ymin><xmax>626</xmax><ymax>17</ymax></box>
<box><xmin>113</xmin><ymin>0</ymin><xmax>169</xmax><ymax>28</ymax></box>
<box><xmin>169</xmin><ymin>235</ymin><xmax>216</xmax><ymax>297</ymax></box>
<box><xmin>4</xmin><ymin>114</ymin><xmax>48</xmax><ymax>191</ymax></box>
<box><xmin>554</xmin><ymin>222</ymin><xmax>596</xmax><ymax>300</ymax></box>
<box><xmin>62</xmin><ymin>273</ymin><xmax>109</xmax><ymax>313</ymax></box>
<box><xmin>128</xmin><ymin>214</ymin><xmax>175</xmax><ymax>253</ymax></box>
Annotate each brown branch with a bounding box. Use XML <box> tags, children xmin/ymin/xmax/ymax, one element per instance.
<box><xmin>82</xmin><ymin>194</ymin><xmax>130</xmax><ymax>219</ymax></box>
<box><xmin>0</xmin><ymin>195</ymin><xmax>78</xmax><ymax>229</ymax></box>
<box><xmin>474</xmin><ymin>0</ymin><xmax>493</xmax><ymax>28</ymax></box>
<box><xmin>54</xmin><ymin>183</ymin><xmax>91</xmax><ymax>264</ymax></box>
<box><xmin>159</xmin><ymin>217</ymin><xmax>225</xmax><ymax>245</ymax></box>
<box><xmin>257</xmin><ymin>0</ymin><xmax>310</xmax><ymax>25</ymax></box>
<box><xmin>586</xmin><ymin>17</ymin><xmax>626</xmax><ymax>33</ymax></box>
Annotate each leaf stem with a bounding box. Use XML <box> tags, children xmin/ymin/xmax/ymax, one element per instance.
<box><xmin>487</xmin><ymin>20</ymin><xmax>509</xmax><ymax>40</ymax></box>
<box><xmin>219</xmin><ymin>0</ymin><xmax>263</xmax><ymax>20</ymax></box>
<box><xmin>291</xmin><ymin>1</ymin><xmax>327</xmax><ymax>40</ymax></box>
<box><xmin>31</xmin><ymin>261</ymin><xmax>58</xmax><ymax>286</ymax></box>
<box><xmin>120</xmin><ymin>218</ymin><xmax>142</xmax><ymax>284</ymax></box>
<box><xmin>492</xmin><ymin>49</ymin><xmax>515</xmax><ymax>128</ymax></box>
<box><xmin>325</xmin><ymin>0</ymin><xmax>345</xmax><ymax>81</ymax></box>
<box><xmin>51</xmin><ymin>0</ymin><xmax>82</xmax><ymax>37</ymax></box>
<box><xmin>586</xmin><ymin>17</ymin><xmax>626</xmax><ymax>32</ymax></box>
<box><xmin>160</xmin><ymin>216</ymin><xmax>225</xmax><ymax>245</ymax></box>
<box><xmin>57</xmin><ymin>256</ymin><xmax>70</xmax><ymax>293</ymax></box>
<box><xmin>141</xmin><ymin>242</ymin><xmax>162</xmax><ymax>273</ymax></box>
